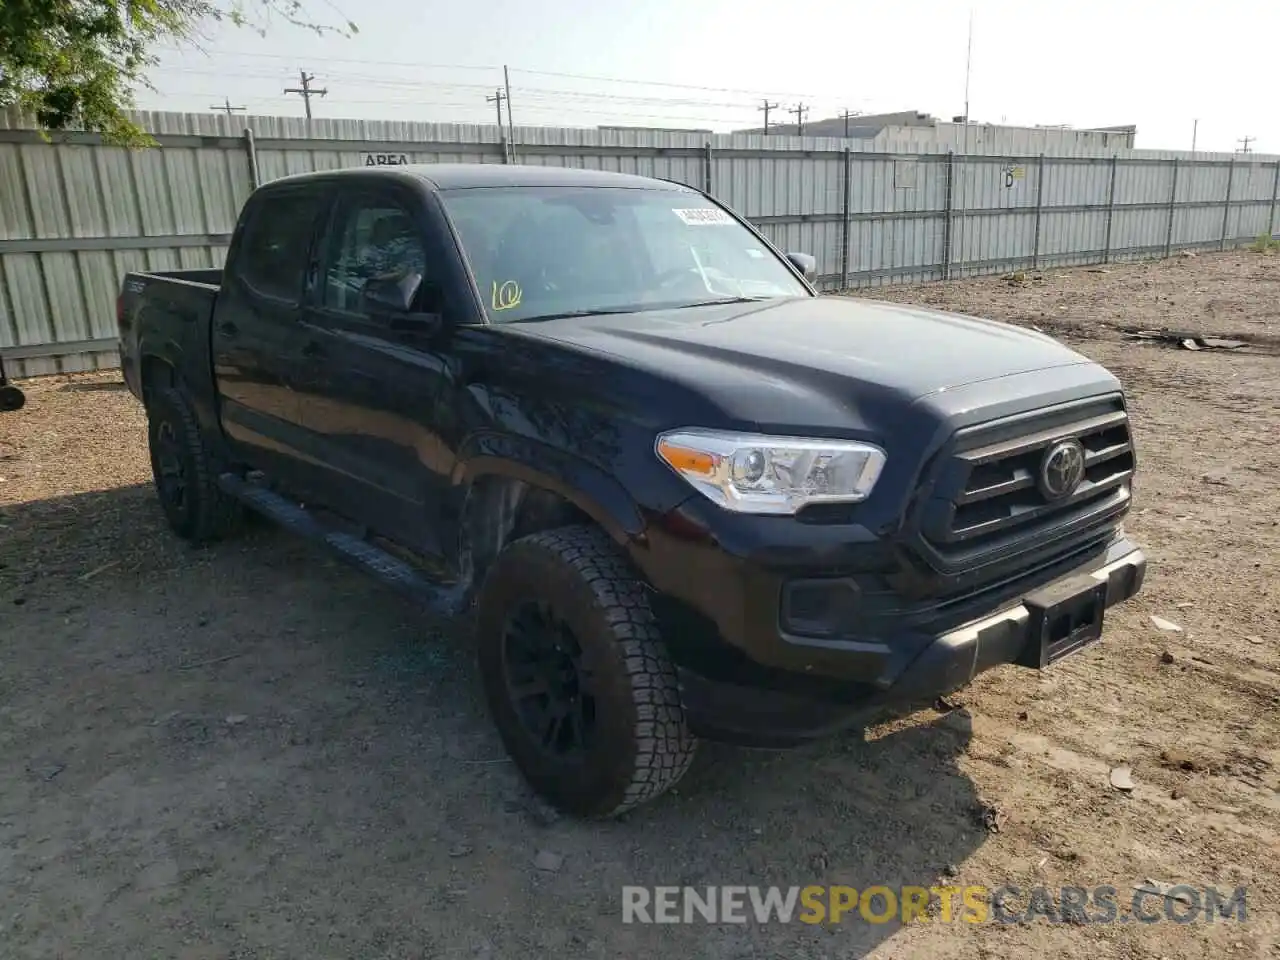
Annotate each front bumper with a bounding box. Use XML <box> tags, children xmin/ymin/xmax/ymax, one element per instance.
<box><xmin>671</xmin><ymin>542</ymin><xmax>1146</xmax><ymax>747</ymax></box>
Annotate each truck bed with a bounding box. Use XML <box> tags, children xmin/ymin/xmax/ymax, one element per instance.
<box><xmin>117</xmin><ymin>269</ymin><xmax>223</xmax><ymax>402</ymax></box>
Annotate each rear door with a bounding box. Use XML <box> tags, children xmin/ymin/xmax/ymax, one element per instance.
<box><xmin>293</xmin><ymin>186</ymin><xmax>457</xmax><ymax>557</ymax></box>
<box><xmin>212</xmin><ymin>184</ymin><xmax>330</xmax><ymax>484</ymax></box>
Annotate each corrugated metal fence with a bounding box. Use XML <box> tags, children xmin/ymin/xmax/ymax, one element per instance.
<box><xmin>2</xmin><ymin>109</ymin><xmax>1278</xmax><ymax>377</ymax></box>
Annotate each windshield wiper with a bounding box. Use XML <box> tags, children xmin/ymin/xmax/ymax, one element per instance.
<box><xmin>509</xmin><ymin>305</ymin><xmax>649</xmax><ymax>323</ymax></box>
<box><xmin>510</xmin><ymin>297</ymin><xmax>775</xmax><ymax>323</ymax></box>
<box><xmin>672</xmin><ymin>296</ymin><xmax>773</xmax><ymax>309</ymax></box>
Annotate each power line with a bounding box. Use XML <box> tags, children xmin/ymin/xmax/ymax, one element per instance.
<box><xmin>283</xmin><ymin>70</ymin><xmax>327</xmax><ymax>119</ymax></box>
<box><xmin>142</xmin><ymin>75</ymin><xmax>870</xmax><ymax>129</ymax></box>
<box><xmin>759</xmin><ymin>100</ymin><xmax>778</xmax><ymax>135</ymax></box>
<box><xmin>161</xmin><ymin>66</ymin><xmax>795</xmax><ymax>112</ymax></box>
<box><xmin>1237</xmin><ymin>136</ymin><xmax>1255</xmax><ymax>153</ymax></box>
<box><xmin>790</xmin><ymin>102</ymin><xmax>809</xmax><ymax>136</ymax></box>
<box><xmin>147</xmin><ymin>62</ymin><xmax>891</xmax><ymax>130</ymax></box>
<box><xmin>175</xmin><ymin>90</ymin><xmax>711</xmax><ymax>117</ymax></box>
<box><xmin>209</xmin><ymin>97</ymin><xmax>246</xmax><ymax>116</ymax></box>
<box><xmin>137</xmin><ymin>87</ymin><xmax>767</xmax><ymax>126</ymax></box>
<box><xmin>510</xmin><ymin>66</ymin><xmax>848</xmax><ymax>101</ymax></box>
<box><xmin>164</xmin><ymin>47</ymin><xmax>824</xmax><ymax>99</ymax></box>
<box><xmin>155</xmin><ymin>54</ymin><xmax>880</xmax><ymax>112</ymax></box>
<box><xmin>159</xmin><ymin>46</ymin><xmax>500</xmax><ymax>73</ymax></box>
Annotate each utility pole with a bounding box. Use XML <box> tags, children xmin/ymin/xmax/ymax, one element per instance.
<box><xmin>1237</xmin><ymin>136</ymin><xmax>1255</xmax><ymax>154</ymax></box>
<box><xmin>487</xmin><ymin>88</ymin><xmax>510</xmax><ymax>162</ymax></box>
<box><xmin>284</xmin><ymin>70</ymin><xmax>327</xmax><ymax>120</ymax></box>
<box><xmin>962</xmin><ymin>8</ymin><xmax>974</xmax><ymax>123</ymax></box>
<box><xmin>485</xmin><ymin>89</ymin><xmax>507</xmax><ymax>130</ymax></box>
<box><xmin>209</xmin><ymin>97</ymin><xmax>246</xmax><ymax>116</ymax></box>
<box><xmin>1191</xmin><ymin>118</ymin><xmax>1198</xmax><ymax>153</ymax></box>
<box><xmin>840</xmin><ymin>108</ymin><xmax>860</xmax><ymax>139</ymax></box>
<box><xmin>759</xmin><ymin>99</ymin><xmax>779</xmax><ymax>135</ymax></box>
<box><xmin>502</xmin><ymin>65</ymin><xmax>515</xmax><ymax>159</ymax></box>
<box><xmin>790</xmin><ymin>102</ymin><xmax>809</xmax><ymax>137</ymax></box>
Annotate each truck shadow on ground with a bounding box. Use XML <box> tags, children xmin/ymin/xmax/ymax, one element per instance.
<box><xmin>1</xmin><ymin>484</ymin><xmax>988</xmax><ymax>958</ymax></box>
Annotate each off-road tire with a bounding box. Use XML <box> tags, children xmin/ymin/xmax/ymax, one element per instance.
<box><xmin>146</xmin><ymin>386</ymin><xmax>242</xmax><ymax>543</ymax></box>
<box><xmin>475</xmin><ymin>525</ymin><xmax>697</xmax><ymax>817</ymax></box>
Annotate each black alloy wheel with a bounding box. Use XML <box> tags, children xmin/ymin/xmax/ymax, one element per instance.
<box><xmin>502</xmin><ymin>599</ymin><xmax>597</xmax><ymax>760</ymax></box>
<box><xmin>152</xmin><ymin>417</ymin><xmax>189</xmax><ymax>516</ymax></box>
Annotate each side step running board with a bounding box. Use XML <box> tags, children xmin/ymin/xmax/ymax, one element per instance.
<box><xmin>218</xmin><ymin>473</ymin><xmax>469</xmax><ymax>619</ymax></box>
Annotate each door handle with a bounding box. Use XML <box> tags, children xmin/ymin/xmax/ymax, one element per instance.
<box><xmin>218</xmin><ymin>320</ymin><xmax>238</xmax><ymax>337</ymax></box>
<box><xmin>302</xmin><ymin>341</ymin><xmax>326</xmax><ymax>359</ymax></box>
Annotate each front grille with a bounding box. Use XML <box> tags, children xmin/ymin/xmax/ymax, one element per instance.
<box><xmin>919</xmin><ymin>395</ymin><xmax>1134</xmax><ymax>566</ymax></box>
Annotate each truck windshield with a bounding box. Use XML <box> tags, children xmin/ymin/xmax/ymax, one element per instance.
<box><xmin>439</xmin><ymin>186</ymin><xmax>810</xmax><ymax>322</ymax></box>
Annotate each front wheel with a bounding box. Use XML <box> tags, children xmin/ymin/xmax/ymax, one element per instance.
<box><xmin>475</xmin><ymin>525</ymin><xmax>697</xmax><ymax>817</ymax></box>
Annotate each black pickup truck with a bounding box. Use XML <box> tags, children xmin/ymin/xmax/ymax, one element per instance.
<box><xmin>118</xmin><ymin>164</ymin><xmax>1145</xmax><ymax>817</ymax></box>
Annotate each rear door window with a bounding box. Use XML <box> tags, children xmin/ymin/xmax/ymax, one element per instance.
<box><xmin>238</xmin><ymin>190</ymin><xmax>325</xmax><ymax>303</ymax></box>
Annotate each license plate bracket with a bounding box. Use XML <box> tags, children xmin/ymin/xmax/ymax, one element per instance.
<box><xmin>1017</xmin><ymin>575</ymin><xmax>1107</xmax><ymax>669</ymax></box>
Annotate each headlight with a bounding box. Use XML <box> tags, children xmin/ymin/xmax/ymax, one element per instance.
<box><xmin>655</xmin><ymin>429</ymin><xmax>886</xmax><ymax>515</ymax></box>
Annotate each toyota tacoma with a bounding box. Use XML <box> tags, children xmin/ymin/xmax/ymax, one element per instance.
<box><xmin>117</xmin><ymin>164</ymin><xmax>1146</xmax><ymax>817</ymax></box>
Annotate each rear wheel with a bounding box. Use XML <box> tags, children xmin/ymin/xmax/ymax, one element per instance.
<box><xmin>0</xmin><ymin>384</ymin><xmax>24</xmax><ymax>411</ymax></box>
<box><xmin>146</xmin><ymin>386</ymin><xmax>242</xmax><ymax>542</ymax></box>
<box><xmin>475</xmin><ymin>525</ymin><xmax>696</xmax><ymax>817</ymax></box>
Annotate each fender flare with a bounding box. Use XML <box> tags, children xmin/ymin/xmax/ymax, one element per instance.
<box><xmin>137</xmin><ymin>334</ymin><xmax>228</xmax><ymax>456</ymax></box>
<box><xmin>137</xmin><ymin>335</ymin><xmax>184</xmax><ymax>396</ymax></box>
<box><xmin>452</xmin><ymin>432</ymin><xmax>646</xmax><ymax>546</ymax></box>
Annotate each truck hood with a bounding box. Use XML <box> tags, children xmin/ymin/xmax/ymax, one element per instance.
<box><xmin>513</xmin><ymin>295</ymin><xmax>1096</xmax><ymax>404</ymax></box>
<box><xmin>490</xmin><ymin>295</ymin><xmax>1122</xmax><ymax>525</ymax></box>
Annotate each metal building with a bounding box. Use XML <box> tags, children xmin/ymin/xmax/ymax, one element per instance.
<box><xmin>737</xmin><ymin>110</ymin><xmax>1138</xmax><ymax>153</ymax></box>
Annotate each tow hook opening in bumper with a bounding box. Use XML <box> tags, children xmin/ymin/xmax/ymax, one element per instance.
<box><xmin>951</xmin><ymin>547</ymin><xmax>1146</xmax><ymax>674</ymax></box>
<box><xmin>886</xmin><ymin>547</ymin><xmax>1146</xmax><ymax>705</ymax></box>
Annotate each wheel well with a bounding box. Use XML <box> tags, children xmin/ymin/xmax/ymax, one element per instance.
<box><xmin>140</xmin><ymin>356</ymin><xmax>175</xmax><ymax>404</ymax></box>
<box><xmin>460</xmin><ymin>476</ymin><xmax>593</xmax><ymax>591</ymax></box>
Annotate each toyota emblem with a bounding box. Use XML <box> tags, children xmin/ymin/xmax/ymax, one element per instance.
<box><xmin>1038</xmin><ymin>439</ymin><xmax>1086</xmax><ymax>500</ymax></box>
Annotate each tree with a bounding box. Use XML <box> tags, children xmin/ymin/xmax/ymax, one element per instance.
<box><xmin>0</xmin><ymin>0</ymin><xmax>355</xmax><ymax>145</ymax></box>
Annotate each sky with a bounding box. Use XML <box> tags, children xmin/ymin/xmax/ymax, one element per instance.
<box><xmin>135</xmin><ymin>0</ymin><xmax>1280</xmax><ymax>155</ymax></box>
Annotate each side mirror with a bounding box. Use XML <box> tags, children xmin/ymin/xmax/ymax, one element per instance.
<box><xmin>786</xmin><ymin>252</ymin><xmax>817</xmax><ymax>280</ymax></box>
<box><xmin>363</xmin><ymin>274</ymin><xmax>446</xmax><ymax>336</ymax></box>
<box><xmin>362</xmin><ymin>273</ymin><xmax>421</xmax><ymax>313</ymax></box>
<box><xmin>388</xmin><ymin>312</ymin><xmax>444</xmax><ymax>336</ymax></box>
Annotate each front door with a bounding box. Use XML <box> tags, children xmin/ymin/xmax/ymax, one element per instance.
<box><xmin>294</xmin><ymin>188</ymin><xmax>455</xmax><ymax>558</ymax></box>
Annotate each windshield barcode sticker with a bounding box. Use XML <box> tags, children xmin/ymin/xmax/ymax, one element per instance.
<box><xmin>673</xmin><ymin>207</ymin><xmax>734</xmax><ymax>226</ymax></box>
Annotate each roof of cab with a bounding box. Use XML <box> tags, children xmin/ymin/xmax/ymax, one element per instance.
<box><xmin>267</xmin><ymin>163</ymin><xmax>698</xmax><ymax>192</ymax></box>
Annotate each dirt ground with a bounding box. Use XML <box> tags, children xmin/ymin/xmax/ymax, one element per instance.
<box><xmin>2</xmin><ymin>251</ymin><xmax>1278</xmax><ymax>959</ymax></box>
